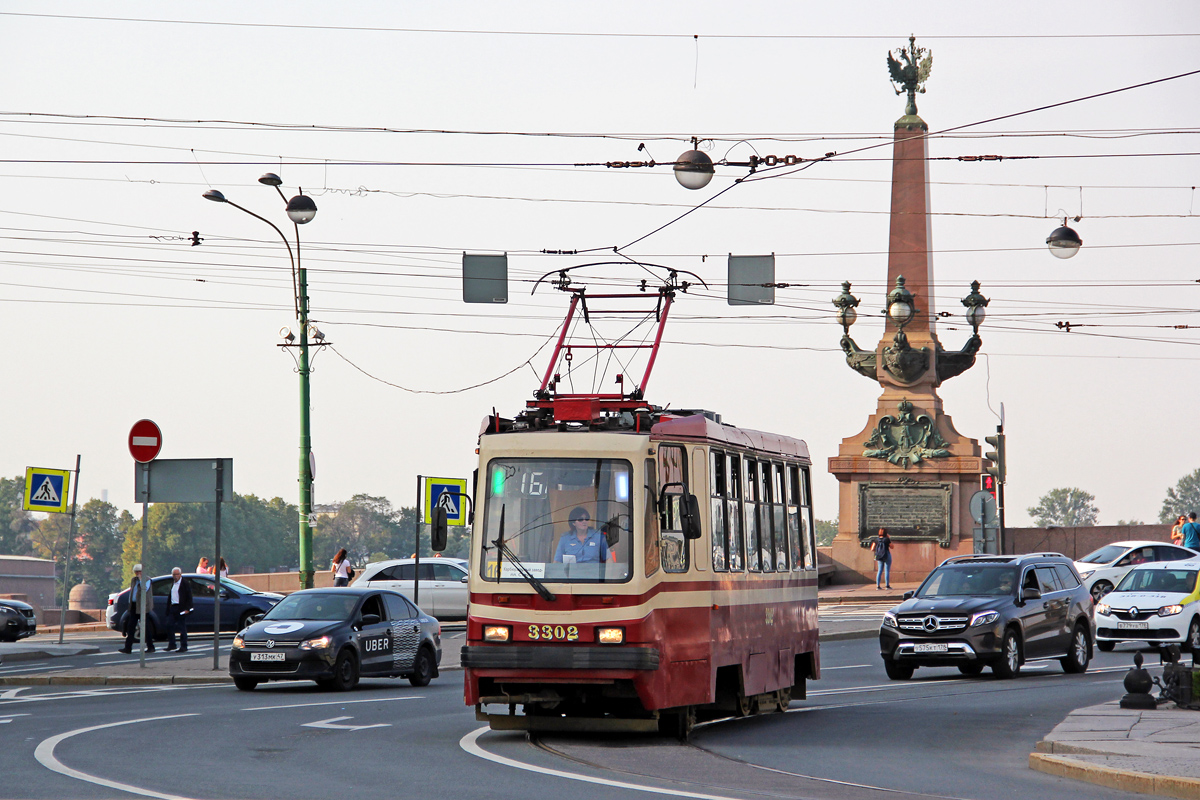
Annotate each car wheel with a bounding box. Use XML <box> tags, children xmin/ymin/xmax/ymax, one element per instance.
<box><xmin>658</xmin><ymin>706</ymin><xmax>696</xmax><ymax>741</ymax></box>
<box><xmin>883</xmin><ymin>658</ymin><xmax>914</xmax><ymax>680</ymax></box>
<box><xmin>329</xmin><ymin>649</ymin><xmax>359</xmax><ymax>691</ymax></box>
<box><xmin>1097</xmin><ymin>640</ymin><xmax>1115</xmax><ymax>652</ymax></box>
<box><xmin>233</xmin><ymin>677</ymin><xmax>258</xmax><ymax>691</ymax></box>
<box><xmin>1090</xmin><ymin>580</ymin><xmax>1113</xmax><ymax>604</ymax></box>
<box><xmin>957</xmin><ymin>662</ymin><xmax>985</xmax><ymax>676</ymax></box>
<box><xmin>409</xmin><ymin>646</ymin><xmax>435</xmax><ymax>687</ymax></box>
<box><xmin>1186</xmin><ymin>617</ymin><xmax>1200</xmax><ymax>653</ymax></box>
<box><xmin>238</xmin><ymin>611</ymin><xmax>256</xmax><ymax>632</ymax></box>
<box><xmin>1060</xmin><ymin>624</ymin><xmax>1091</xmax><ymax>674</ymax></box>
<box><xmin>992</xmin><ymin>630</ymin><xmax>1022</xmax><ymax>679</ymax></box>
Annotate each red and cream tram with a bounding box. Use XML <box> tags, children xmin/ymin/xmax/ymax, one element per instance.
<box><xmin>461</xmin><ymin>285</ymin><xmax>820</xmax><ymax>735</ymax></box>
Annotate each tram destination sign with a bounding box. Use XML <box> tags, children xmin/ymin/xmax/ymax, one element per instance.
<box><xmin>858</xmin><ymin>482</ymin><xmax>952</xmax><ymax>546</ymax></box>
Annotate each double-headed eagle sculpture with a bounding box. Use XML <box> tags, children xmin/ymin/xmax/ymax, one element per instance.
<box><xmin>887</xmin><ymin>35</ymin><xmax>933</xmax><ymax>117</ymax></box>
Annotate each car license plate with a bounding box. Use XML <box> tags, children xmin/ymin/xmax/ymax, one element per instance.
<box><xmin>914</xmin><ymin>643</ymin><xmax>949</xmax><ymax>653</ymax></box>
<box><xmin>1118</xmin><ymin>622</ymin><xmax>1149</xmax><ymax>631</ymax></box>
<box><xmin>250</xmin><ymin>652</ymin><xmax>286</xmax><ymax>662</ymax></box>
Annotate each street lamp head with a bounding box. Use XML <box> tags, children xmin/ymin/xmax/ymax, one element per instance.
<box><xmin>962</xmin><ymin>279</ymin><xmax>989</xmax><ymax>332</ymax></box>
<box><xmin>279</xmin><ymin>326</ymin><xmax>295</xmax><ymax>343</ymax></box>
<box><xmin>832</xmin><ymin>280</ymin><xmax>860</xmax><ymax>333</ymax></box>
<box><xmin>674</xmin><ymin>148</ymin><xmax>714</xmax><ymax>190</ymax></box>
<box><xmin>286</xmin><ymin>193</ymin><xmax>317</xmax><ymax>224</ymax></box>
<box><xmin>1046</xmin><ymin>218</ymin><xmax>1082</xmax><ymax>259</ymax></box>
<box><xmin>258</xmin><ymin>173</ymin><xmax>283</xmax><ymax>187</ymax></box>
<box><xmin>202</xmin><ymin>189</ymin><xmax>227</xmax><ymax>203</ymax></box>
<box><xmin>885</xmin><ymin>275</ymin><xmax>917</xmax><ymax>328</ymax></box>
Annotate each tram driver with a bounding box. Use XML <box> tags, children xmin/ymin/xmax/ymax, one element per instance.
<box><xmin>554</xmin><ymin>507</ymin><xmax>610</xmax><ymax>564</ymax></box>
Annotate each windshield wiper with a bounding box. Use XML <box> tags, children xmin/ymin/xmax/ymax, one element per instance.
<box><xmin>493</xmin><ymin>504</ymin><xmax>556</xmax><ymax>602</ymax></box>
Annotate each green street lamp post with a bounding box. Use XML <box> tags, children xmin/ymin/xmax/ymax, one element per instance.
<box><xmin>203</xmin><ymin>175</ymin><xmax>321</xmax><ymax>589</ymax></box>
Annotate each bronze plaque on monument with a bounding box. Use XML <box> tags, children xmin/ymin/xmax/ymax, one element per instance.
<box><xmin>858</xmin><ymin>482</ymin><xmax>952</xmax><ymax>546</ymax></box>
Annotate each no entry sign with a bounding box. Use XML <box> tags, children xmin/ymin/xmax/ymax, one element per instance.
<box><xmin>128</xmin><ymin>419</ymin><xmax>163</xmax><ymax>463</ymax></box>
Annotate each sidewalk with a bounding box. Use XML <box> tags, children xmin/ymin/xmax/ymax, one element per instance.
<box><xmin>1031</xmin><ymin>701</ymin><xmax>1200</xmax><ymax>799</ymax></box>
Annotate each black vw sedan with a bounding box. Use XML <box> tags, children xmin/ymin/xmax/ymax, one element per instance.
<box><xmin>229</xmin><ymin>587</ymin><xmax>441</xmax><ymax>691</ymax></box>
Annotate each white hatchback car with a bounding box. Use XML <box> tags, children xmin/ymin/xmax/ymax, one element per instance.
<box><xmin>351</xmin><ymin>558</ymin><xmax>469</xmax><ymax>619</ymax></box>
<box><xmin>1093</xmin><ymin>560</ymin><xmax>1200</xmax><ymax>652</ymax></box>
<box><xmin>1074</xmin><ymin>540</ymin><xmax>1197</xmax><ymax>604</ymax></box>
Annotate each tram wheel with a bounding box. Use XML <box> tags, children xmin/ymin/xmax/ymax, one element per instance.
<box><xmin>775</xmin><ymin>687</ymin><xmax>792</xmax><ymax>713</ymax></box>
<box><xmin>736</xmin><ymin>692</ymin><xmax>759</xmax><ymax>717</ymax></box>
<box><xmin>658</xmin><ymin>706</ymin><xmax>696</xmax><ymax>741</ymax></box>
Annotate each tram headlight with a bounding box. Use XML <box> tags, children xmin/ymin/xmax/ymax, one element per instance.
<box><xmin>597</xmin><ymin>627</ymin><xmax>624</xmax><ymax>645</ymax></box>
<box><xmin>483</xmin><ymin>625</ymin><xmax>511</xmax><ymax>642</ymax></box>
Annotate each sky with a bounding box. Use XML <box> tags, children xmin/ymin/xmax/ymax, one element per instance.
<box><xmin>1</xmin><ymin>2</ymin><xmax>1198</xmax><ymax>531</ymax></box>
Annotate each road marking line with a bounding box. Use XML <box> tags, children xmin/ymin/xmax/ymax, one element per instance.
<box><xmin>302</xmin><ymin>715</ymin><xmax>391</xmax><ymax>731</ymax></box>
<box><xmin>35</xmin><ymin>714</ymin><xmax>200</xmax><ymax>800</ymax></box>
<box><xmin>820</xmin><ymin>664</ymin><xmax>871</xmax><ymax>670</ymax></box>
<box><xmin>242</xmin><ymin>695</ymin><xmax>422</xmax><ymax>712</ymax></box>
<box><xmin>0</xmin><ymin>688</ymin><xmax>28</xmax><ymax>699</ymax></box>
<box><xmin>460</xmin><ymin>726</ymin><xmax>744</xmax><ymax>800</ymax></box>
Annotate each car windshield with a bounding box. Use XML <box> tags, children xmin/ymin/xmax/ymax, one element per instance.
<box><xmin>480</xmin><ymin>457</ymin><xmax>633</xmax><ymax>585</ymax></box>
<box><xmin>261</xmin><ymin>593</ymin><xmax>357</xmax><ymax>621</ymax></box>
<box><xmin>917</xmin><ymin>566</ymin><xmax>1018</xmax><ymax>598</ymax></box>
<box><xmin>1114</xmin><ymin>568</ymin><xmax>1198</xmax><ymax>595</ymax></box>
<box><xmin>1078</xmin><ymin>545</ymin><xmax>1128</xmax><ymax>565</ymax></box>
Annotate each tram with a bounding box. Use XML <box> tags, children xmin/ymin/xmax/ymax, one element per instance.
<box><xmin>462</xmin><ymin>280</ymin><xmax>820</xmax><ymax>735</ymax></box>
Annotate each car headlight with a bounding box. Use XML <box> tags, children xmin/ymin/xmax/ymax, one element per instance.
<box><xmin>882</xmin><ymin>612</ymin><xmax>898</xmax><ymax>629</ymax></box>
<box><xmin>1078</xmin><ymin>570</ymin><xmax>1094</xmax><ymax>580</ymax></box>
<box><xmin>597</xmin><ymin>627</ymin><xmax>625</xmax><ymax>644</ymax></box>
<box><xmin>1094</xmin><ymin>603</ymin><xmax>1110</xmax><ymax>616</ymax></box>
<box><xmin>299</xmin><ymin>635</ymin><xmax>332</xmax><ymax>650</ymax></box>
<box><xmin>970</xmin><ymin>610</ymin><xmax>999</xmax><ymax>628</ymax></box>
<box><xmin>483</xmin><ymin>625</ymin><xmax>510</xmax><ymax>642</ymax></box>
<box><xmin>1158</xmin><ymin>604</ymin><xmax>1184</xmax><ymax>617</ymax></box>
<box><xmin>232</xmin><ymin>635</ymin><xmax>244</xmax><ymax>649</ymax></box>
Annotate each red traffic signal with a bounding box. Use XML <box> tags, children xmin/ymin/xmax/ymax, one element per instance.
<box><xmin>980</xmin><ymin>474</ymin><xmax>997</xmax><ymax>496</ymax></box>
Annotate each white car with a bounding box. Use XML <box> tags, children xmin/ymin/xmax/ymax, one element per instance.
<box><xmin>351</xmin><ymin>558</ymin><xmax>468</xmax><ymax>619</ymax></box>
<box><xmin>1094</xmin><ymin>560</ymin><xmax>1200</xmax><ymax>651</ymax></box>
<box><xmin>1074</xmin><ymin>540</ymin><xmax>1197</xmax><ymax>604</ymax></box>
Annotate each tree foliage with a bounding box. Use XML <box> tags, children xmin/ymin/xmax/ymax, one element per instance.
<box><xmin>814</xmin><ymin>518</ymin><xmax>839</xmax><ymax>547</ymax></box>
<box><xmin>0</xmin><ymin>474</ymin><xmax>36</xmax><ymax>556</ymax></box>
<box><xmin>1027</xmin><ymin>487</ymin><xmax>1099</xmax><ymax>527</ymax></box>
<box><xmin>1159</xmin><ymin>467</ymin><xmax>1200</xmax><ymax>523</ymax></box>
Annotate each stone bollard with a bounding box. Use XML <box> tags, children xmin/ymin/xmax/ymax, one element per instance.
<box><xmin>1119</xmin><ymin>651</ymin><xmax>1158</xmax><ymax>710</ymax></box>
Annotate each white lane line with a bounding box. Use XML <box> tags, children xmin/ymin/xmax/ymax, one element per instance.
<box><xmin>0</xmin><ymin>688</ymin><xmax>28</xmax><ymax>699</ymax></box>
<box><xmin>0</xmin><ymin>713</ymin><xmax>31</xmax><ymax>722</ymax></box>
<box><xmin>461</xmin><ymin>726</ymin><xmax>745</xmax><ymax>800</ymax></box>
<box><xmin>242</xmin><ymin>695</ymin><xmax>422</xmax><ymax>712</ymax></box>
<box><xmin>302</xmin><ymin>716</ymin><xmax>391</xmax><ymax>731</ymax></box>
<box><xmin>35</xmin><ymin>714</ymin><xmax>200</xmax><ymax>800</ymax></box>
<box><xmin>820</xmin><ymin>664</ymin><xmax>871</xmax><ymax>671</ymax></box>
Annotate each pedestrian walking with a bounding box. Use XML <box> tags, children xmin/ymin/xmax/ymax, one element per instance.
<box><xmin>119</xmin><ymin>564</ymin><xmax>155</xmax><ymax>653</ymax></box>
<box><xmin>1182</xmin><ymin>513</ymin><xmax>1200</xmax><ymax>551</ymax></box>
<box><xmin>1171</xmin><ymin>515</ymin><xmax>1187</xmax><ymax>545</ymax></box>
<box><xmin>165</xmin><ymin>567</ymin><xmax>193</xmax><ymax>653</ymax></box>
<box><xmin>872</xmin><ymin>528</ymin><xmax>893</xmax><ymax>590</ymax></box>
<box><xmin>196</xmin><ymin>556</ymin><xmax>210</xmax><ymax>574</ymax></box>
<box><xmin>331</xmin><ymin>548</ymin><xmax>353</xmax><ymax>587</ymax></box>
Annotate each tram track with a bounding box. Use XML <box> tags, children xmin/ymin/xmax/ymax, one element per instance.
<box><xmin>505</xmin><ymin>666</ymin><xmax>1129</xmax><ymax>800</ymax></box>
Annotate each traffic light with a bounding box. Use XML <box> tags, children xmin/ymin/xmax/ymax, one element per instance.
<box><xmin>984</xmin><ymin>429</ymin><xmax>1006</xmax><ymax>484</ymax></box>
<box><xmin>980</xmin><ymin>473</ymin><xmax>997</xmax><ymax>497</ymax></box>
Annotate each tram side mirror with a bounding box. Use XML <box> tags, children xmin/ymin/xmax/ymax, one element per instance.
<box><xmin>431</xmin><ymin>507</ymin><xmax>448</xmax><ymax>552</ymax></box>
<box><xmin>682</xmin><ymin>494</ymin><xmax>702</xmax><ymax>540</ymax></box>
<box><xmin>601</xmin><ymin>515</ymin><xmax>622</xmax><ymax>546</ymax></box>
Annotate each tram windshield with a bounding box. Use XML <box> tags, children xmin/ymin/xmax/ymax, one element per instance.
<box><xmin>480</xmin><ymin>458</ymin><xmax>633</xmax><ymax>584</ymax></box>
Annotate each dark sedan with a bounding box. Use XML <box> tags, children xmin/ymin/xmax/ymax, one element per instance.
<box><xmin>229</xmin><ymin>587</ymin><xmax>441</xmax><ymax>691</ymax></box>
<box><xmin>0</xmin><ymin>598</ymin><xmax>36</xmax><ymax>641</ymax></box>
<box><xmin>109</xmin><ymin>574</ymin><xmax>282</xmax><ymax>641</ymax></box>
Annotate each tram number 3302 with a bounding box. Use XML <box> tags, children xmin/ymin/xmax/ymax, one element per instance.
<box><xmin>528</xmin><ymin>624</ymin><xmax>579</xmax><ymax>641</ymax></box>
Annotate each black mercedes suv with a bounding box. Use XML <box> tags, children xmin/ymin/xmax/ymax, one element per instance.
<box><xmin>879</xmin><ymin>553</ymin><xmax>1095</xmax><ymax>680</ymax></box>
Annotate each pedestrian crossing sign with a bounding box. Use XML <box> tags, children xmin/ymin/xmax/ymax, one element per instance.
<box><xmin>23</xmin><ymin>467</ymin><xmax>71</xmax><ymax>513</ymax></box>
<box><xmin>423</xmin><ymin>477</ymin><xmax>468</xmax><ymax>526</ymax></box>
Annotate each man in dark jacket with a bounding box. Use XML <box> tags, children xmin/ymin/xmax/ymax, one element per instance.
<box><xmin>165</xmin><ymin>567</ymin><xmax>194</xmax><ymax>652</ymax></box>
<box><xmin>119</xmin><ymin>564</ymin><xmax>155</xmax><ymax>653</ymax></box>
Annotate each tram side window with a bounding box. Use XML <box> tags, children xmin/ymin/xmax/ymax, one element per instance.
<box><xmin>710</xmin><ymin>450</ymin><xmax>728</xmax><ymax>572</ymax></box>
<box><xmin>744</xmin><ymin>459</ymin><xmax>762</xmax><ymax>571</ymax></box>
<box><xmin>799</xmin><ymin>466</ymin><xmax>817</xmax><ymax>570</ymax></box>
<box><xmin>727</xmin><ymin>454</ymin><xmax>744</xmax><ymax>571</ymax></box>
<box><xmin>645</xmin><ymin>459</ymin><xmax>660</xmax><ymax>577</ymax></box>
<box><xmin>772</xmin><ymin>463</ymin><xmax>788</xmax><ymax>571</ymax></box>
<box><xmin>787</xmin><ymin>465</ymin><xmax>805</xmax><ymax>571</ymax></box>
<box><xmin>657</xmin><ymin>445</ymin><xmax>689</xmax><ymax>573</ymax></box>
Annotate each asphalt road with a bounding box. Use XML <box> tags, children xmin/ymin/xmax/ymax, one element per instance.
<box><xmin>0</xmin><ymin>635</ymin><xmax>1156</xmax><ymax>800</ymax></box>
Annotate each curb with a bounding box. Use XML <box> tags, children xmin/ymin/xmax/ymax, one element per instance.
<box><xmin>0</xmin><ymin>674</ymin><xmax>232</xmax><ymax>686</ymax></box>
<box><xmin>1030</xmin><ymin>751</ymin><xmax>1200</xmax><ymax>799</ymax></box>
<box><xmin>0</xmin><ymin>646</ymin><xmax>101</xmax><ymax>663</ymax></box>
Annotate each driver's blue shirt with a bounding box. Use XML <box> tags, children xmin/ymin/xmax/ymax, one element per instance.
<box><xmin>554</xmin><ymin>529</ymin><xmax>609</xmax><ymax>563</ymax></box>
